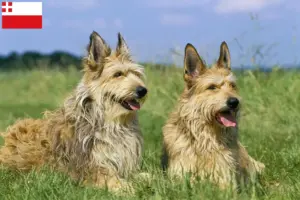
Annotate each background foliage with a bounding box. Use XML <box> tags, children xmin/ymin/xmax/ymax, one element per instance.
<box><xmin>0</xmin><ymin>52</ymin><xmax>299</xmax><ymax>199</ymax></box>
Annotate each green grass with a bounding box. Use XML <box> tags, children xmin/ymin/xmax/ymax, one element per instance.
<box><xmin>0</xmin><ymin>66</ymin><xmax>300</xmax><ymax>200</ymax></box>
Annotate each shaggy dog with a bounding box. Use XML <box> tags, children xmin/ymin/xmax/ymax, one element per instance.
<box><xmin>0</xmin><ymin>31</ymin><xmax>148</xmax><ymax>192</ymax></box>
<box><xmin>161</xmin><ymin>42</ymin><xmax>265</xmax><ymax>190</ymax></box>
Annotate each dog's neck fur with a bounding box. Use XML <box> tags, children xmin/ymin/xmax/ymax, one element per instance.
<box><xmin>163</xmin><ymin>98</ymin><xmax>240</xmax><ymax>180</ymax></box>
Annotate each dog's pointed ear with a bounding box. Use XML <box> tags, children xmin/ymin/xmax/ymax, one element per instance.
<box><xmin>86</xmin><ymin>31</ymin><xmax>111</xmax><ymax>71</ymax></box>
<box><xmin>116</xmin><ymin>32</ymin><xmax>130</xmax><ymax>57</ymax></box>
<box><xmin>184</xmin><ymin>43</ymin><xmax>206</xmax><ymax>87</ymax></box>
<box><xmin>217</xmin><ymin>41</ymin><xmax>231</xmax><ymax>70</ymax></box>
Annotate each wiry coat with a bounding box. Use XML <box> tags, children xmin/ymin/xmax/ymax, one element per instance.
<box><xmin>162</xmin><ymin>42</ymin><xmax>265</xmax><ymax>189</ymax></box>
<box><xmin>0</xmin><ymin>31</ymin><xmax>147</xmax><ymax>191</ymax></box>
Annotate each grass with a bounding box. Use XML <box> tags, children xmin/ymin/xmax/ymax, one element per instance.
<box><xmin>0</xmin><ymin>66</ymin><xmax>300</xmax><ymax>200</ymax></box>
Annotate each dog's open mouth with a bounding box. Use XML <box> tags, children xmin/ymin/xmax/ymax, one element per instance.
<box><xmin>120</xmin><ymin>99</ymin><xmax>141</xmax><ymax>111</ymax></box>
<box><xmin>216</xmin><ymin>109</ymin><xmax>237</xmax><ymax>127</ymax></box>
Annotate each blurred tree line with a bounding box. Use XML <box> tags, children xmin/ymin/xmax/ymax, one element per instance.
<box><xmin>0</xmin><ymin>51</ymin><xmax>297</xmax><ymax>73</ymax></box>
<box><xmin>0</xmin><ymin>51</ymin><xmax>174</xmax><ymax>71</ymax></box>
<box><xmin>0</xmin><ymin>51</ymin><xmax>82</xmax><ymax>70</ymax></box>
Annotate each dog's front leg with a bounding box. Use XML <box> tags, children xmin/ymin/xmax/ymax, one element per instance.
<box><xmin>247</xmin><ymin>156</ymin><xmax>265</xmax><ymax>174</ymax></box>
<box><xmin>83</xmin><ymin>170</ymin><xmax>134</xmax><ymax>194</ymax></box>
<box><xmin>100</xmin><ymin>175</ymin><xmax>132</xmax><ymax>193</ymax></box>
<box><xmin>237</xmin><ymin>142</ymin><xmax>265</xmax><ymax>178</ymax></box>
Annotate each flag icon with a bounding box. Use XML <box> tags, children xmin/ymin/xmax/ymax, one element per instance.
<box><xmin>1</xmin><ymin>1</ymin><xmax>42</xmax><ymax>29</ymax></box>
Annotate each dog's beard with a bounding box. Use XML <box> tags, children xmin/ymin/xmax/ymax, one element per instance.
<box><xmin>102</xmin><ymin>92</ymin><xmax>143</xmax><ymax>112</ymax></box>
<box><xmin>197</xmin><ymin>104</ymin><xmax>238</xmax><ymax>128</ymax></box>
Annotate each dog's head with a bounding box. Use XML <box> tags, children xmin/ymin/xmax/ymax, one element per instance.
<box><xmin>82</xmin><ymin>31</ymin><xmax>147</xmax><ymax>116</ymax></box>
<box><xmin>182</xmin><ymin>42</ymin><xmax>241</xmax><ymax>128</ymax></box>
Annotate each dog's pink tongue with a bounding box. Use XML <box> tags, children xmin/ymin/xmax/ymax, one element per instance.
<box><xmin>127</xmin><ymin>100</ymin><xmax>140</xmax><ymax>110</ymax></box>
<box><xmin>219</xmin><ymin>114</ymin><xmax>237</xmax><ymax>127</ymax></box>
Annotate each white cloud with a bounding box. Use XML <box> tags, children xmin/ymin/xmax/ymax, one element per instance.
<box><xmin>46</xmin><ymin>0</ymin><xmax>100</xmax><ymax>10</ymax></box>
<box><xmin>145</xmin><ymin>0</ymin><xmax>211</xmax><ymax>8</ymax></box>
<box><xmin>161</xmin><ymin>14</ymin><xmax>194</xmax><ymax>26</ymax></box>
<box><xmin>113</xmin><ymin>19</ymin><xmax>123</xmax><ymax>29</ymax></box>
<box><xmin>215</xmin><ymin>0</ymin><xmax>283</xmax><ymax>13</ymax></box>
<box><xmin>144</xmin><ymin>0</ymin><xmax>286</xmax><ymax>15</ymax></box>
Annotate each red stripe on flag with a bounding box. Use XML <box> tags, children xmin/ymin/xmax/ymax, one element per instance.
<box><xmin>2</xmin><ymin>15</ymin><xmax>42</xmax><ymax>29</ymax></box>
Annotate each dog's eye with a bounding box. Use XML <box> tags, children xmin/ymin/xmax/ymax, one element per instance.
<box><xmin>230</xmin><ymin>83</ymin><xmax>237</xmax><ymax>89</ymax></box>
<box><xmin>114</xmin><ymin>71</ymin><xmax>123</xmax><ymax>78</ymax></box>
<box><xmin>207</xmin><ymin>85</ymin><xmax>217</xmax><ymax>90</ymax></box>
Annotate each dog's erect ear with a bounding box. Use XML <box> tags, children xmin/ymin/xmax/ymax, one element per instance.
<box><xmin>116</xmin><ymin>32</ymin><xmax>130</xmax><ymax>58</ymax></box>
<box><xmin>184</xmin><ymin>43</ymin><xmax>206</xmax><ymax>87</ymax></box>
<box><xmin>217</xmin><ymin>41</ymin><xmax>231</xmax><ymax>70</ymax></box>
<box><xmin>86</xmin><ymin>31</ymin><xmax>111</xmax><ymax>71</ymax></box>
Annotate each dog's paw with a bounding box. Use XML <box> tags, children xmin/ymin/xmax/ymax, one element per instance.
<box><xmin>254</xmin><ymin>161</ymin><xmax>265</xmax><ymax>173</ymax></box>
<box><xmin>134</xmin><ymin>172</ymin><xmax>152</xmax><ymax>181</ymax></box>
<box><xmin>110</xmin><ymin>179</ymin><xmax>135</xmax><ymax>196</ymax></box>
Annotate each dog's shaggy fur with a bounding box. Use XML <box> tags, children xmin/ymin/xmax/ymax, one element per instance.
<box><xmin>0</xmin><ymin>31</ymin><xmax>148</xmax><ymax>191</ymax></box>
<box><xmin>161</xmin><ymin>42</ymin><xmax>265</xmax><ymax>189</ymax></box>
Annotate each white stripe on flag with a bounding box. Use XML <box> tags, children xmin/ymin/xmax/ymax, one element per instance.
<box><xmin>2</xmin><ymin>2</ymin><xmax>42</xmax><ymax>16</ymax></box>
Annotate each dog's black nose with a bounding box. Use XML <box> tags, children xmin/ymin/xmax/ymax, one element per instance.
<box><xmin>136</xmin><ymin>86</ymin><xmax>147</xmax><ymax>98</ymax></box>
<box><xmin>226</xmin><ymin>97</ymin><xmax>239</xmax><ymax>109</ymax></box>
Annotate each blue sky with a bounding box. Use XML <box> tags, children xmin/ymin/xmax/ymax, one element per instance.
<box><xmin>0</xmin><ymin>0</ymin><xmax>299</xmax><ymax>67</ymax></box>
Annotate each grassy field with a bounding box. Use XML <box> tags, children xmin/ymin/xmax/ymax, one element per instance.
<box><xmin>0</xmin><ymin>66</ymin><xmax>300</xmax><ymax>200</ymax></box>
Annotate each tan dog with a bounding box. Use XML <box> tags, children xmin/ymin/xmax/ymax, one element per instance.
<box><xmin>161</xmin><ymin>42</ymin><xmax>265</xmax><ymax>189</ymax></box>
<box><xmin>0</xmin><ymin>31</ymin><xmax>148</xmax><ymax>192</ymax></box>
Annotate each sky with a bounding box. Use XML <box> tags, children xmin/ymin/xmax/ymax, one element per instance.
<box><xmin>0</xmin><ymin>0</ymin><xmax>300</xmax><ymax>67</ymax></box>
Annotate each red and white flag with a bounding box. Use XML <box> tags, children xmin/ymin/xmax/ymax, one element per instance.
<box><xmin>2</xmin><ymin>1</ymin><xmax>42</xmax><ymax>29</ymax></box>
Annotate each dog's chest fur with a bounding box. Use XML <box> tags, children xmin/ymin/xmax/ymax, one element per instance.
<box><xmin>49</xmin><ymin>95</ymin><xmax>143</xmax><ymax>181</ymax></box>
<box><xmin>194</xmin><ymin>127</ymin><xmax>240</xmax><ymax>185</ymax></box>
<box><xmin>91</xmin><ymin>121</ymin><xmax>143</xmax><ymax>178</ymax></box>
<box><xmin>163</xmin><ymin>115</ymin><xmax>241</xmax><ymax>186</ymax></box>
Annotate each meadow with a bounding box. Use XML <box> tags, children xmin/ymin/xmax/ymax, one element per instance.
<box><xmin>0</xmin><ymin>65</ymin><xmax>300</xmax><ymax>200</ymax></box>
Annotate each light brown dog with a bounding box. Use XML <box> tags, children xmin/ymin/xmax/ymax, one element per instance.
<box><xmin>0</xmin><ymin>31</ymin><xmax>148</xmax><ymax>192</ymax></box>
<box><xmin>161</xmin><ymin>42</ymin><xmax>265</xmax><ymax>190</ymax></box>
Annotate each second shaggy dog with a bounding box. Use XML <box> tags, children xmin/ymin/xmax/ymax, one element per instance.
<box><xmin>162</xmin><ymin>42</ymin><xmax>265</xmax><ymax>190</ymax></box>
